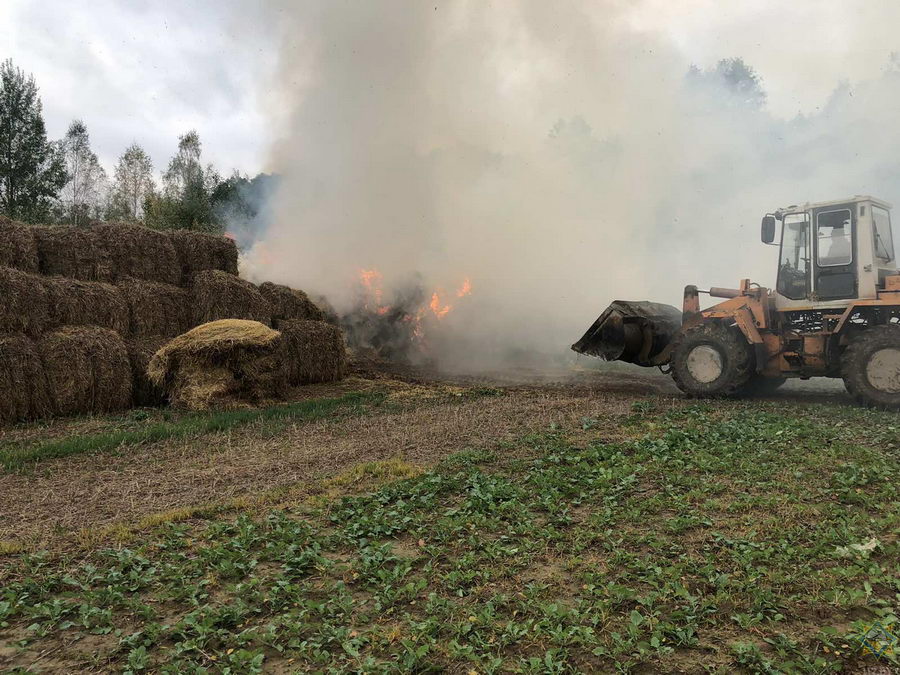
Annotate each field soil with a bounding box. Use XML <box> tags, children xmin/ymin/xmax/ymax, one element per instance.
<box><xmin>0</xmin><ymin>362</ymin><xmax>853</xmax><ymax>550</ymax></box>
<box><xmin>0</xmin><ymin>360</ymin><xmax>894</xmax><ymax>674</ymax></box>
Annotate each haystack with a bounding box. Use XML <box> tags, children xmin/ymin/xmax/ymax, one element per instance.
<box><xmin>0</xmin><ymin>266</ymin><xmax>51</xmax><ymax>335</ymax></box>
<box><xmin>31</xmin><ymin>225</ymin><xmax>111</xmax><ymax>281</ymax></box>
<box><xmin>92</xmin><ymin>223</ymin><xmax>181</xmax><ymax>285</ymax></box>
<box><xmin>258</xmin><ymin>281</ymin><xmax>326</xmax><ymax>326</ymax></box>
<box><xmin>278</xmin><ymin>319</ymin><xmax>347</xmax><ymax>385</ymax></box>
<box><xmin>117</xmin><ymin>277</ymin><xmax>191</xmax><ymax>337</ymax></box>
<box><xmin>44</xmin><ymin>277</ymin><xmax>129</xmax><ymax>334</ymax></box>
<box><xmin>127</xmin><ymin>336</ymin><xmax>170</xmax><ymax>407</ymax></box>
<box><xmin>169</xmin><ymin>229</ymin><xmax>239</xmax><ymax>283</ymax></box>
<box><xmin>148</xmin><ymin>319</ymin><xmax>285</xmax><ymax>410</ymax></box>
<box><xmin>0</xmin><ymin>332</ymin><xmax>53</xmax><ymax>423</ymax></box>
<box><xmin>191</xmin><ymin>269</ymin><xmax>272</xmax><ymax>326</ymax></box>
<box><xmin>0</xmin><ymin>216</ymin><xmax>39</xmax><ymax>273</ymax></box>
<box><xmin>39</xmin><ymin>326</ymin><xmax>132</xmax><ymax>417</ymax></box>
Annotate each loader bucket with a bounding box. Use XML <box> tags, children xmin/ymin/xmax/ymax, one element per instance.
<box><xmin>571</xmin><ymin>300</ymin><xmax>682</xmax><ymax>366</ymax></box>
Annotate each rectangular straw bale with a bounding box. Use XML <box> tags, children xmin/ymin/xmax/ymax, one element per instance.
<box><xmin>169</xmin><ymin>229</ymin><xmax>239</xmax><ymax>284</ymax></box>
<box><xmin>278</xmin><ymin>319</ymin><xmax>347</xmax><ymax>385</ymax></box>
<box><xmin>0</xmin><ymin>216</ymin><xmax>39</xmax><ymax>272</ymax></box>
<box><xmin>117</xmin><ymin>277</ymin><xmax>191</xmax><ymax>337</ymax></box>
<box><xmin>44</xmin><ymin>277</ymin><xmax>129</xmax><ymax>334</ymax></box>
<box><xmin>0</xmin><ymin>332</ymin><xmax>53</xmax><ymax>424</ymax></box>
<box><xmin>0</xmin><ymin>266</ymin><xmax>51</xmax><ymax>335</ymax></box>
<box><xmin>93</xmin><ymin>222</ymin><xmax>181</xmax><ymax>284</ymax></box>
<box><xmin>191</xmin><ymin>270</ymin><xmax>271</xmax><ymax>326</ymax></box>
<box><xmin>39</xmin><ymin>326</ymin><xmax>132</xmax><ymax>417</ymax></box>
<box><xmin>31</xmin><ymin>225</ymin><xmax>111</xmax><ymax>280</ymax></box>
<box><xmin>258</xmin><ymin>281</ymin><xmax>326</xmax><ymax>327</ymax></box>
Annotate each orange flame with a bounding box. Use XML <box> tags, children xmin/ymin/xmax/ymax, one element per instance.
<box><xmin>429</xmin><ymin>292</ymin><xmax>452</xmax><ymax>319</ymax></box>
<box><xmin>355</xmin><ymin>269</ymin><xmax>472</xmax><ymax>343</ymax></box>
<box><xmin>358</xmin><ymin>268</ymin><xmax>390</xmax><ymax>314</ymax></box>
<box><xmin>456</xmin><ymin>278</ymin><xmax>472</xmax><ymax>298</ymax></box>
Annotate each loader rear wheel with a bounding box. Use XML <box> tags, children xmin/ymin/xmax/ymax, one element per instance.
<box><xmin>670</xmin><ymin>323</ymin><xmax>753</xmax><ymax>398</ymax></box>
<box><xmin>841</xmin><ymin>325</ymin><xmax>900</xmax><ymax>410</ymax></box>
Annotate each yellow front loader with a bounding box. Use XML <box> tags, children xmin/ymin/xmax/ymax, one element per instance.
<box><xmin>573</xmin><ymin>195</ymin><xmax>900</xmax><ymax>409</ymax></box>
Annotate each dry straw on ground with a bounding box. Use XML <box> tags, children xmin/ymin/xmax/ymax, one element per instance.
<box><xmin>127</xmin><ymin>336</ymin><xmax>170</xmax><ymax>407</ymax></box>
<box><xmin>279</xmin><ymin>319</ymin><xmax>347</xmax><ymax>385</ymax></box>
<box><xmin>0</xmin><ymin>266</ymin><xmax>51</xmax><ymax>335</ymax></box>
<box><xmin>0</xmin><ymin>332</ymin><xmax>53</xmax><ymax>423</ymax></box>
<box><xmin>258</xmin><ymin>281</ymin><xmax>326</xmax><ymax>326</ymax></box>
<box><xmin>92</xmin><ymin>223</ymin><xmax>181</xmax><ymax>285</ymax></box>
<box><xmin>44</xmin><ymin>277</ymin><xmax>130</xmax><ymax>334</ymax></box>
<box><xmin>191</xmin><ymin>269</ymin><xmax>272</xmax><ymax>326</ymax></box>
<box><xmin>31</xmin><ymin>225</ymin><xmax>111</xmax><ymax>281</ymax></box>
<box><xmin>0</xmin><ymin>216</ymin><xmax>39</xmax><ymax>273</ymax></box>
<box><xmin>148</xmin><ymin>319</ymin><xmax>285</xmax><ymax>410</ymax></box>
<box><xmin>39</xmin><ymin>326</ymin><xmax>132</xmax><ymax>417</ymax></box>
<box><xmin>117</xmin><ymin>278</ymin><xmax>191</xmax><ymax>337</ymax></box>
<box><xmin>169</xmin><ymin>229</ymin><xmax>239</xmax><ymax>284</ymax></box>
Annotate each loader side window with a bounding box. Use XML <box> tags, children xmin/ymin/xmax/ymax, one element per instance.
<box><xmin>777</xmin><ymin>214</ymin><xmax>810</xmax><ymax>300</ymax></box>
<box><xmin>872</xmin><ymin>206</ymin><xmax>894</xmax><ymax>263</ymax></box>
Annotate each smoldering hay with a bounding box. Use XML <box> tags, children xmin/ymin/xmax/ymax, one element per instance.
<box><xmin>241</xmin><ymin>1</ymin><xmax>900</xmax><ymax>371</ymax></box>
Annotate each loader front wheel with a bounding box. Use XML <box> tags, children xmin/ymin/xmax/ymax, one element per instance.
<box><xmin>670</xmin><ymin>323</ymin><xmax>753</xmax><ymax>398</ymax></box>
<box><xmin>841</xmin><ymin>325</ymin><xmax>900</xmax><ymax>410</ymax></box>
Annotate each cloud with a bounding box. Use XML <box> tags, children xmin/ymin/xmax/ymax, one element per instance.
<box><xmin>1</xmin><ymin>0</ymin><xmax>279</xmax><ymax>175</ymax></box>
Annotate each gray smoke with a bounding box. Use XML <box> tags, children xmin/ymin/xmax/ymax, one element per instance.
<box><xmin>242</xmin><ymin>1</ymin><xmax>900</xmax><ymax>371</ymax></box>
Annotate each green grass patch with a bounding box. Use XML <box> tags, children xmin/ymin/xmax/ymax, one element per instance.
<box><xmin>0</xmin><ymin>401</ymin><xmax>898</xmax><ymax>672</ymax></box>
<box><xmin>0</xmin><ymin>391</ymin><xmax>385</xmax><ymax>473</ymax></box>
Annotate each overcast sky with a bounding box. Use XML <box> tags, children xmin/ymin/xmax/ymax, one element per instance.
<box><xmin>0</xmin><ymin>0</ymin><xmax>279</xmax><ymax>178</ymax></box>
<box><xmin>2</xmin><ymin>0</ymin><xmax>900</xmax><ymax>178</ymax></box>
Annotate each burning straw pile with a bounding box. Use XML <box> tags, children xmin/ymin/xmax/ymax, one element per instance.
<box><xmin>0</xmin><ymin>218</ymin><xmax>345</xmax><ymax>423</ymax></box>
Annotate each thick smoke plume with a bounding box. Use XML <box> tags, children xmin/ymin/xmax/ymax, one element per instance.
<box><xmin>242</xmin><ymin>1</ymin><xmax>900</xmax><ymax>371</ymax></box>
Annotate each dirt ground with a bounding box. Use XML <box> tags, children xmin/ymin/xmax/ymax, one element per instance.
<box><xmin>0</xmin><ymin>361</ymin><xmax>855</xmax><ymax>552</ymax></box>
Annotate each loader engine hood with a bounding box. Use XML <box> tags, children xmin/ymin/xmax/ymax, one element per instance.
<box><xmin>571</xmin><ymin>300</ymin><xmax>682</xmax><ymax>366</ymax></box>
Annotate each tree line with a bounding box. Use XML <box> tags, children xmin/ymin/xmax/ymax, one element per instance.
<box><xmin>0</xmin><ymin>59</ymin><xmax>264</xmax><ymax>232</ymax></box>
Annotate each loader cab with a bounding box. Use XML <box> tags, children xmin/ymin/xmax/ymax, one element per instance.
<box><xmin>766</xmin><ymin>196</ymin><xmax>897</xmax><ymax>309</ymax></box>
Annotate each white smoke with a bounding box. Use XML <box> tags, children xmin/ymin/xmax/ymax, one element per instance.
<box><xmin>243</xmin><ymin>1</ymin><xmax>900</xmax><ymax>370</ymax></box>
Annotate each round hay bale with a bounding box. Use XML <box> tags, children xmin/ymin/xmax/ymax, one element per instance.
<box><xmin>149</xmin><ymin>319</ymin><xmax>285</xmax><ymax>410</ymax></box>
<box><xmin>0</xmin><ymin>216</ymin><xmax>39</xmax><ymax>273</ymax></box>
<box><xmin>31</xmin><ymin>225</ymin><xmax>111</xmax><ymax>281</ymax></box>
<box><xmin>39</xmin><ymin>326</ymin><xmax>132</xmax><ymax>417</ymax></box>
<box><xmin>169</xmin><ymin>229</ymin><xmax>239</xmax><ymax>284</ymax></box>
<box><xmin>45</xmin><ymin>277</ymin><xmax>129</xmax><ymax>334</ymax></box>
<box><xmin>117</xmin><ymin>277</ymin><xmax>191</xmax><ymax>337</ymax></box>
<box><xmin>127</xmin><ymin>336</ymin><xmax>170</xmax><ymax>407</ymax></box>
<box><xmin>0</xmin><ymin>332</ymin><xmax>53</xmax><ymax>424</ymax></box>
<box><xmin>278</xmin><ymin>319</ymin><xmax>347</xmax><ymax>385</ymax></box>
<box><xmin>92</xmin><ymin>223</ymin><xmax>181</xmax><ymax>285</ymax></box>
<box><xmin>258</xmin><ymin>282</ymin><xmax>326</xmax><ymax>326</ymax></box>
<box><xmin>191</xmin><ymin>269</ymin><xmax>272</xmax><ymax>326</ymax></box>
<box><xmin>0</xmin><ymin>266</ymin><xmax>51</xmax><ymax>335</ymax></box>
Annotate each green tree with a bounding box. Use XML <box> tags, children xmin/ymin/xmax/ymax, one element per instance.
<box><xmin>686</xmin><ymin>57</ymin><xmax>767</xmax><ymax>109</ymax></box>
<box><xmin>110</xmin><ymin>142</ymin><xmax>155</xmax><ymax>221</ymax></box>
<box><xmin>60</xmin><ymin>119</ymin><xmax>107</xmax><ymax>225</ymax></box>
<box><xmin>146</xmin><ymin>130</ymin><xmax>220</xmax><ymax>231</ymax></box>
<box><xmin>0</xmin><ymin>59</ymin><xmax>67</xmax><ymax>221</ymax></box>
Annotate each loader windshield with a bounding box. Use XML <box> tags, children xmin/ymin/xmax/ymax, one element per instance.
<box><xmin>777</xmin><ymin>214</ymin><xmax>810</xmax><ymax>300</ymax></box>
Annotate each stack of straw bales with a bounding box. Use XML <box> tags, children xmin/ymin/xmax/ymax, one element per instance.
<box><xmin>0</xmin><ymin>219</ymin><xmax>345</xmax><ymax>423</ymax></box>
